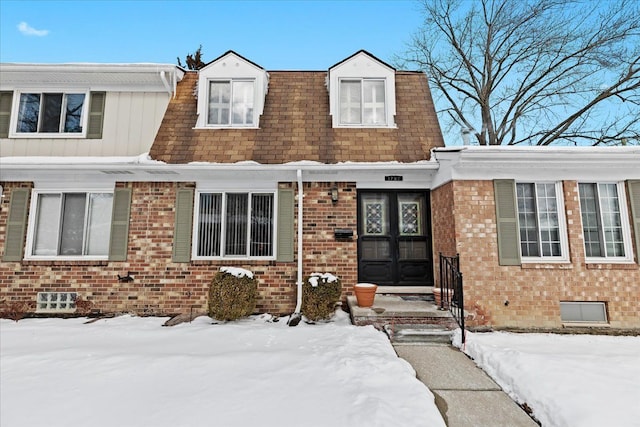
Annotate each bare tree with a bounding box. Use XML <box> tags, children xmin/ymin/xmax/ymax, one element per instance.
<box><xmin>177</xmin><ymin>45</ymin><xmax>206</xmax><ymax>70</ymax></box>
<box><xmin>398</xmin><ymin>0</ymin><xmax>640</xmax><ymax>145</ymax></box>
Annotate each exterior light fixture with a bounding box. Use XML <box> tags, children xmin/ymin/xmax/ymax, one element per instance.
<box><xmin>331</xmin><ymin>186</ymin><xmax>339</xmax><ymax>204</ymax></box>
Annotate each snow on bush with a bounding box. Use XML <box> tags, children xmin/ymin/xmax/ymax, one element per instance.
<box><xmin>307</xmin><ymin>272</ymin><xmax>338</xmax><ymax>287</ymax></box>
<box><xmin>208</xmin><ymin>269</ymin><xmax>257</xmax><ymax>321</ymax></box>
<box><xmin>219</xmin><ymin>266</ymin><xmax>254</xmax><ymax>279</ymax></box>
<box><xmin>302</xmin><ymin>273</ymin><xmax>342</xmax><ymax>321</ymax></box>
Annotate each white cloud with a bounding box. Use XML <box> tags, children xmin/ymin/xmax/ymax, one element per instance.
<box><xmin>17</xmin><ymin>21</ymin><xmax>49</xmax><ymax>37</ymax></box>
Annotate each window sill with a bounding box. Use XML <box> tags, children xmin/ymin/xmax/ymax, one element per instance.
<box><xmin>562</xmin><ymin>322</ymin><xmax>610</xmax><ymax>328</ymax></box>
<box><xmin>9</xmin><ymin>133</ymin><xmax>87</xmax><ymax>139</ymax></box>
<box><xmin>521</xmin><ymin>262</ymin><xmax>573</xmax><ymax>270</ymax></box>
<box><xmin>585</xmin><ymin>263</ymin><xmax>638</xmax><ymax>270</ymax></box>
<box><xmin>22</xmin><ymin>259</ymin><xmax>109</xmax><ymax>266</ymax></box>
<box><xmin>191</xmin><ymin>259</ymin><xmax>276</xmax><ymax>266</ymax></box>
<box><xmin>334</xmin><ymin>124</ymin><xmax>397</xmax><ymax>129</ymax></box>
<box><xmin>192</xmin><ymin>126</ymin><xmax>260</xmax><ymax>130</ymax></box>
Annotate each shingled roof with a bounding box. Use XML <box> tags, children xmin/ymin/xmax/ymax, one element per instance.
<box><xmin>150</xmin><ymin>70</ymin><xmax>445</xmax><ymax>164</ymax></box>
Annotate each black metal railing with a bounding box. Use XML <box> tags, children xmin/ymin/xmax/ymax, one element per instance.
<box><xmin>439</xmin><ymin>252</ymin><xmax>465</xmax><ymax>344</ymax></box>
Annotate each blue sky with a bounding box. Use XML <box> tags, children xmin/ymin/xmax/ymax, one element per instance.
<box><xmin>0</xmin><ymin>0</ymin><xmax>424</xmax><ymax>69</ymax></box>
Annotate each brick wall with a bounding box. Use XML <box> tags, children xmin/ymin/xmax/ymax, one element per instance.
<box><xmin>440</xmin><ymin>180</ymin><xmax>640</xmax><ymax>329</ymax></box>
<box><xmin>431</xmin><ymin>182</ymin><xmax>457</xmax><ymax>284</ymax></box>
<box><xmin>0</xmin><ymin>181</ymin><xmax>358</xmax><ymax>317</ymax></box>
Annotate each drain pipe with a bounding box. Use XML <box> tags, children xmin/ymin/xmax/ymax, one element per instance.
<box><xmin>288</xmin><ymin>169</ymin><xmax>304</xmax><ymax>326</ymax></box>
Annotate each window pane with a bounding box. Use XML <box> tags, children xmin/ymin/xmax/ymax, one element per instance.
<box><xmin>208</xmin><ymin>81</ymin><xmax>231</xmax><ymax>125</ymax></box>
<box><xmin>33</xmin><ymin>194</ymin><xmax>61</xmax><ymax>256</ymax></box>
<box><xmin>41</xmin><ymin>93</ymin><xmax>63</xmax><ymax>133</ymax></box>
<box><xmin>598</xmin><ymin>183</ymin><xmax>625</xmax><ymax>257</ymax></box>
<box><xmin>85</xmin><ymin>193</ymin><xmax>113</xmax><ymax>256</ymax></box>
<box><xmin>232</xmin><ymin>81</ymin><xmax>254</xmax><ymax>125</ymax></box>
<box><xmin>398</xmin><ymin>193</ymin><xmax>424</xmax><ymax>235</ymax></box>
<box><xmin>198</xmin><ymin>193</ymin><xmax>222</xmax><ymax>256</ymax></box>
<box><xmin>64</xmin><ymin>94</ymin><xmax>85</xmax><ymax>133</ymax></box>
<box><xmin>362</xmin><ymin>194</ymin><xmax>389</xmax><ymax>235</ymax></box>
<box><xmin>17</xmin><ymin>93</ymin><xmax>40</xmax><ymax>133</ymax></box>
<box><xmin>517</xmin><ymin>183</ymin><xmax>539</xmax><ymax>257</ymax></box>
<box><xmin>59</xmin><ymin>193</ymin><xmax>86</xmax><ymax>256</ymax></box>
<box><xmin>536</xmin><ymin>183</ymin><xmax>561</xmax><ymax>256</ymax></box>
<box><xmin>579</xmin><ymin>183</ymin><xmax>603</xmax><ymax>257</ymax></box>
<box><xmin>225</xmin><ymin>194</ymin><xmax>248</xmax><ymax>256</ymax></box>
<box><xmin>340</xmin><ymin>80</ymin><xmax>361</xmax><ymax>124</ymax></box>
<box><xmin>363</xmin><ymin>80</ymin><xmax>385</xmax><ymax>124</ymax></box>
<box><xmin>250</xmin><ymin>194</ymin><xmax>274</xmax><ymax>256</ymax></box>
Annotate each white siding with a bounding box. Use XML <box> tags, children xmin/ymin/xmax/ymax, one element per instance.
<box><xmin>0</xmin><ymin>91</ymin><xmax>170</xmax><ymax>157</ymax></box>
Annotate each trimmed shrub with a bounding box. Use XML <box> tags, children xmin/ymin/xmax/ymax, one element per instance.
<box><xmin>208</xmin><ymin>268</ymin><xmax>258</xmax><ymax>321</ymax></box>
<box><xmin>0</xmin><ymin>300</ymin><xmax>34</xmax><ymax>322</ymax></box>
<box><xmin>302</xmin><ymin>273</ymin><xmax>342</xmax><ymax>321</ymax></box>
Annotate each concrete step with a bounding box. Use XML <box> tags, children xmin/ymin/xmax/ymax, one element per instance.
<box><xmin>385</xmin><ymin>324</ymin><xmax>455</xmax><ymax>344</ymax></box>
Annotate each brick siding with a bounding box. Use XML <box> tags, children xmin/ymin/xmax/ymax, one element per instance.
<box><xmin>432</xmin><ymin>180</ymin><xmax>640</xmax><ymax>329</ymax></box>
<box><xmin>0</xmin><ymin>181</ymin><xmax>358</xmax><ymax>317</ymax></box>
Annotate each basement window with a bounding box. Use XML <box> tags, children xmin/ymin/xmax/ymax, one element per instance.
<box><xmin>36</xmin><ymin>292</ymin><xmax>78</xmax><ymax>313</ymax></box>
<box><xmin>560</xmin><ymin>302</ymin><xmax>607</xmax><ymax>323</ymax></box>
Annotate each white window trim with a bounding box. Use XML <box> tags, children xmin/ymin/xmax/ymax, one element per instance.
<box><xmin>192</xmin><ymin>189</ymin><xmax>278</xmax><ymax>261</ymax></box>
<box><xmin>337</xmin><ymin>78</ymin><xmax>389</xmax><ymax>128</ymax></box>
<box><xmin>577</xmin><ymin>181</ymin><xmax>634</xmax><ymax>264</ymax></box>
<box><xmin>517</xmin><ymin>181</ymin><xmax>570</xmax><ymax>263</ymax></box>
<box><xmin>202</xmin><ymin>78</ymin><xmax>259</xmax><ymax>129</ymax></box>
<box><xmin>8</xmin><ymin>89</ymin><xmax>90</xmax><ymax>138</ymax></box>
<box><xmin>24</xmin><ymin>188</ymin><xmax>114</xmax><ymax>261</ymax></box>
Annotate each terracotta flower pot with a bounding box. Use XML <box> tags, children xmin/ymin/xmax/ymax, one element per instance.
<box><xmin>354</xmin><ymin>283</ymin><xmax>378</xmax><ymax>308</ymax></box>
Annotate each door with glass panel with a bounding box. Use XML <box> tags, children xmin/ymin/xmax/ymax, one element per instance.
<box><xmin>357</xmin><ymin>191</ymin><xmax>433</xmax><ymax>286</ymax></box>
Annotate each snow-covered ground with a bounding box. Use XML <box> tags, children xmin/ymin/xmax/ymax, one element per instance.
<box><xmin>455</xmin><ymin>330</ymin><xmax>640</xmax><ymax>427</ymax></box>
<box><xmin>1</xmin><ymin>313</ymin><xmax>445</xmax><ymax>427</ymax></box>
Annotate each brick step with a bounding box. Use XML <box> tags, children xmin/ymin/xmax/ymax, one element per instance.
<box><xmin>347</xmin><ymin>294</ymin><xmax>459</xmax><ymax>330</ymax></box>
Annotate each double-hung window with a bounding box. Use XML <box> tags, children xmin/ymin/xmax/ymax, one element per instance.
<box><xmin>516</xmin><ymin>182</ymin><xmax>568</xmax><ymax>261</ymax></box>
<box><xmin>28</xmin><ymin>191</ymin><xmax>113</xmax><ymax>258</ymax></box>
<box><xmin>195</xmin><ymin>192</ymin><xmax>274</xmax><ymax>258</ymax></box>
<box><xmin>207</xmin><ymin>80</ymin><xmax>255</xmax><ymax>126</ymax></box>
<box><xmin>578</xmin><ymin>182</ymin><xmax>633</xmax><ymax>261</ymax></box>
<box><xmin>16</xmin><ymin>92</ymin><xmax>86</xmax><ymax>134</ymax></box>
<box><xmin>339</xmin><ymin>79</ymin><xmax>386</xmax><ymax>125</ymax></box>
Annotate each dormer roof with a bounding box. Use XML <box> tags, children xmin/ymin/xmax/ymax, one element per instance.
<box><xmin>194</xmin><ymin>51</ymin><xmax>269</xmax><ymax>129</ymax></box>
<box><xmin>327</xmin><ymin>50</ymin><xmax>397</xmax><ymax>128</ymax></box>
<box><xmin>328</xmin><ymin>49</ymin><xmax>395</xmax><ymax>72</ymax></box>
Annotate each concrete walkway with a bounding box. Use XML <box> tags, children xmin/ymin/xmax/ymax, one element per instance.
<box><xmin>394</xmin><ymin>344</ymin><xmax>538</xmax><ymax>427</ymax></box>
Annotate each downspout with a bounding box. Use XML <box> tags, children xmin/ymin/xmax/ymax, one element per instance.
<box><xmin>288</xmin><ymin>169</ymin><xmax>304</xmax><ymax>326</ymax></box>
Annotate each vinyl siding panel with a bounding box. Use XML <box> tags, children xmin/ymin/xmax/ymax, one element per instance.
<box><xmin>0</xmin><ymin>92</ymin><xmax>170</xmax><ymax>156</ymax></box>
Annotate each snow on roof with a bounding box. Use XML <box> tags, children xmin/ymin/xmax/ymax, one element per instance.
<box><xmin>0</xmin><ymin>153</ymin><xmax>164</xmax><ymax>165</ymax></box>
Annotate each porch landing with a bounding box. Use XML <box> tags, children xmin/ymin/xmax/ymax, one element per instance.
<box><xmin>347</xmin><ymin>294</ymin><xmax>458</xmax><ymax>332</ymax></box>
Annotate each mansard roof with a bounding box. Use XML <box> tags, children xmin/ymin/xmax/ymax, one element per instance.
<box><xmin>150</xmin><ymin>63</ymin><xmax>444</xmax><ymax>164</ymax></box>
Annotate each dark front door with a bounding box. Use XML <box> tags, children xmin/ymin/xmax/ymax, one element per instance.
<box><xmin>357</xmin><ymin>190</ymin><xmax>433</xmax><ymax>286</ymax></box>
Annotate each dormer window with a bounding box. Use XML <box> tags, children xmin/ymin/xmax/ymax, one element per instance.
<box><xmin>328</xmin><ymin>50</ymin><xmax>396</xmax><ymax>129</ymax></box>
<box><xmin>16</xmin><ymin>92</ymin><xmax>86</xmax><ymax>134</ymax></box>
<box><xmin>339</xmin><ymin>79</ymin><xmax>386</xmax><ymax>125</ymax></box>
<box><xmin>195</xmin><ymin>51</ymin><xmax>268</xmax><ymax>129</ymax></box>
<box><xmin>208</xmin><ymin>80</ymin><xmax>255</xmax><ymax>126</ymax></box>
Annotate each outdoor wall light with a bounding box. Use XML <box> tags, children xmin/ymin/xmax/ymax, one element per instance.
<box><xmin>330</xmin><ymin>186</ymin><xmax>339</xmax><ymax>204</ymax></box>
